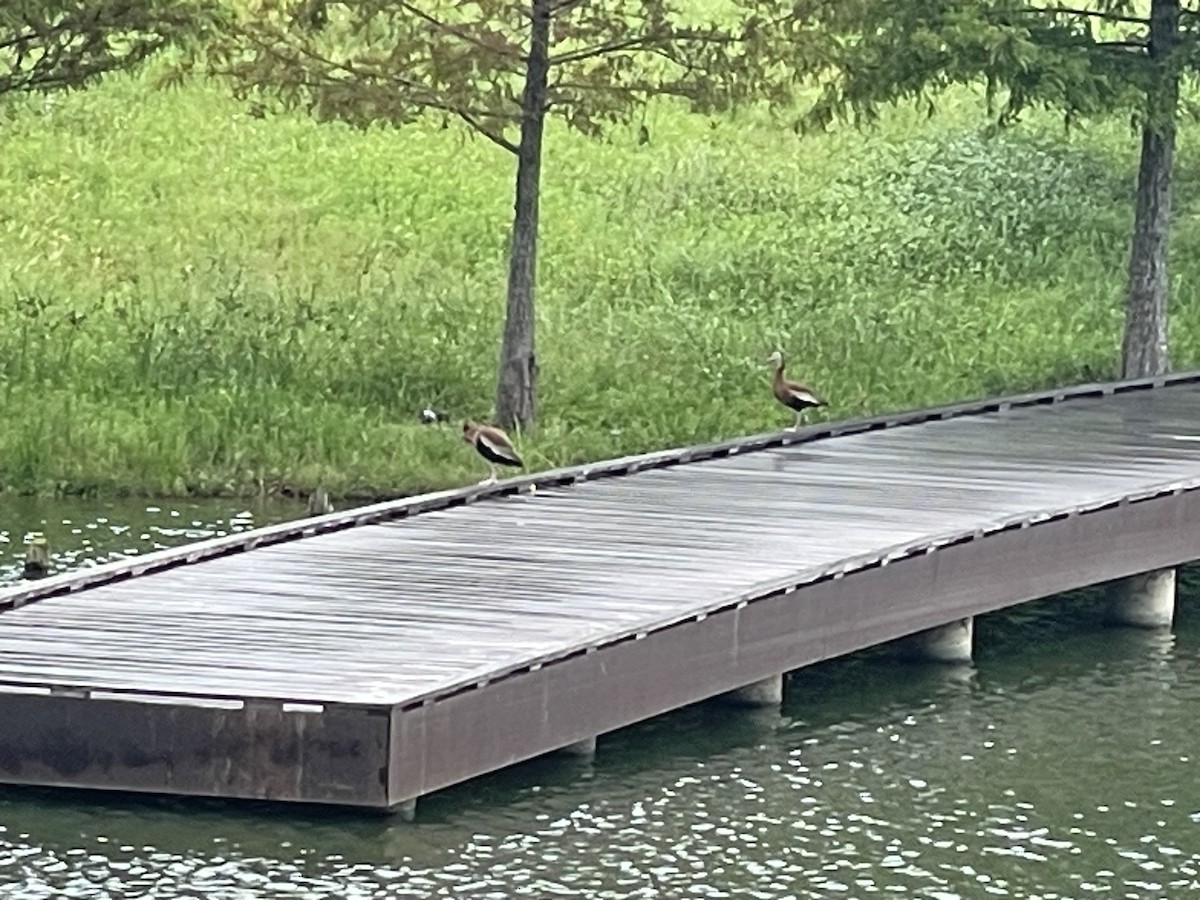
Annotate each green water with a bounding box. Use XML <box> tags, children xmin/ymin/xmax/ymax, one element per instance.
<box><xmin>1</xmin><ymin>499</ymin><xmax>1198</xmax><ymax>898</ymax></box>
<box><xmin>0</xmin><ymin>497</ymin><xmax>303</xmax><ymax>585</ymax></box>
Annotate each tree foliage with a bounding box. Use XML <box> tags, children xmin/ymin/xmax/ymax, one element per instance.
<box><xmin>783</xmin><ymin>0</ymin><xmax>1197</xmax><ymax>380</ymax></box>
<box><xmin>195</xmin><ymin>0</ymin><xmax>791</xmax><ymax>430</ymax></box>
<box><xmin>786</xmin><ymin>0</ymin><xmax>1190</xmax><ymax>132</ymax></box>
<box><xmin>199</xmin><ymin>0</ymin><xmax>787</xmax><ymax>150</ymax></box>
<box><xmin>0</xmin><ymin>1</ymin><xmax>222</xmax><ymax>97</ymax></box>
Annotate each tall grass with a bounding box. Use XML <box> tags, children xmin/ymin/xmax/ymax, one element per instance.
<box><xmin>0</xmin><ymin>71</ymin><xmax>1197</xmax><ymax>498</ymax></box>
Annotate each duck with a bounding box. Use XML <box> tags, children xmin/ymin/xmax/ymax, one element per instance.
<box><xmin>462</xmin><ymin>420</ymin><xmax>524</xmax><ymax>485</ymax></box>
<box><xmin>766</xmin><ymin>350</ymin><xmax>826</xmax><ymax>430</ymax></box>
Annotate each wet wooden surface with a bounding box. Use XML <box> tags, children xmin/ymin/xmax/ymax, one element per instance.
<box><xmin>3</xmin><ymin>378</ymin><xmax>1200</xmax><ymax>708</ymax></box>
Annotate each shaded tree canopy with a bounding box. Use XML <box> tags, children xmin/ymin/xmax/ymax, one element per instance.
<box><xmin>1</xmin><ymin>1</ymin><xmax>222</xmax><ymax>97</ymax></box>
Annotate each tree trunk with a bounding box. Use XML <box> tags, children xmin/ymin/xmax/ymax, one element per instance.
<box><xmin>494</xmin><ymin>0</ymin><xmax>551</xmax><ymax>431</ymax></box>
<box><xmin>1120</xmin><ymin>0</ymin><xmax>1179</xmax><ymax>380</ymax></box>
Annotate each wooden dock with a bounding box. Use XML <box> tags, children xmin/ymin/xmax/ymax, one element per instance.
<box><xmin>3</xmin><ymin>372</ymin><xmax>1200</xmax><ymax>814</ymax></box>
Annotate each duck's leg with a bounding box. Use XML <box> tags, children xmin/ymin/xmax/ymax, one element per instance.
<box><xmin>478</xmin><ymin>463</ymin><xmax>499</xmax><ymax>485</ymax></box>
<box><xmin>792</xmin><ymin>410</ymin><xmax>803</xmax><ymax>431</ymax></box>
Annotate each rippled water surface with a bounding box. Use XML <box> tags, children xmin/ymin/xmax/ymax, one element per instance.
<box><xmin>0</xmin><ymin>497</ymin><xmax>301</xmax><ymax>585</ymax></box>
<box><xmin>1</xmin><ymin>500</ymin><xmax>1198</xmax><ymax>898</ymax></box>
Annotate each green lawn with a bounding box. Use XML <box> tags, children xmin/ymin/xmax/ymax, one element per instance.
<box><xmin>0</xmin><ymin>68</ymin><xmax>1196</xmax><ymax>498</ymax></box>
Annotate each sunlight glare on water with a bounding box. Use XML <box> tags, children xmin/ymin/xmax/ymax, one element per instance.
<box><xmin>1</xmin><ymin>500</ymin><xmax>1199</xmax><ymax>898</ymax></box>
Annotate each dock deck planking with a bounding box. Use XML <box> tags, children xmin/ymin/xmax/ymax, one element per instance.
<box><xmin>2</xmin><ymin>374</ymin><xmax>1200</xmax><ymax>808</ymax></box>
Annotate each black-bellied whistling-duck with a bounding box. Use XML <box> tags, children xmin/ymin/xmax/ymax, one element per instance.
<box><xmin>462</xmin><ymin>420</ymin><xmax>524</xmax><ymax>484</ymax></box>
<box><xmin>767</xmin><ymin>350</ymin><xmax>826</xmax><ymax>430</ymax></box>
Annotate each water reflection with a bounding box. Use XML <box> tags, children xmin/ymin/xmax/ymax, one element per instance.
<box><xmin>0</xmin><ymin>502</ymin><xmax>1198</xmax><ymax>897</ymax></box>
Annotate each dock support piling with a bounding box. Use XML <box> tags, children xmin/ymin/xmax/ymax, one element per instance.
<box><xmin>901</xmin><ymin>616</ymin><xmax>973</xmax><ymax>664</ymax></box>
<box><xmin>556</xmin><ymin>735</ymin><xmax>598</xmax><ymax>759</ymax></box>
<box><xmin>22</xmin><ymin>533</ymin><xmax>50</xmax><ymax>580</ymax></box>
<box><xmin>720</xmin><ymin>673</ymin><xmax>784</xmax><ymax>707</ymax></box>
<box><xmin>1109</xmin><ymin>568</ymin><xmax>1175</xmax><ymax>629</ymax></box>
<box><xmin>306</xmin><ymin>486</ymin><xmax>334</xmax><ymax>516</ymax></box>
<box><xmin>396</xmin><ymin>797</ymin><xmax>418</xmax><ymax>822</ymax></box>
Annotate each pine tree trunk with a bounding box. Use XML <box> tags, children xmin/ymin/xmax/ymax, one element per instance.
<box><xmin>1120</xmin><ymin>0</ymin><xmax>1179</xmax><ymax>380</ymax></box>
<box><xmin>494</xmin><ymin>0</ymin><xmax>551</xmax><ymax>431</ymax></box>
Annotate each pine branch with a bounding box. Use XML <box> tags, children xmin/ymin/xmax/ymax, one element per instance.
<box><xmin>549</xmin><ymin>78</ymin><xmax>698</xmax><ymax>100</ymax></box>
<box><xmin>0</xmin><ymin>26</ymin><xmax>43</xmax><ymax>53</ymax></box>
<box><xmin>548</xmin><ymin>28</ymin><xmax>736</xmax><ymax>66</ymax></box>
<box><xmin>2</xmin><ymin>31</ymin><xmax>168</xmax><ymax>94</ymax></box>
<box><xmin>394</xmin><ymin>0</ymin><xmax>525</xmax><ymax>63</ymax></box>
<box><xmin>236</xmin><ymin>32</ymin><xmax>522</xmax><ymax>152</ymax></box>
<box><xmin>2</xmin><ymin>4</ymin><xmax>216</xmax><ymax>97</ymax></box>
<box><xmin>456</xmin><ymin>109</ymin><xmax>520</xmax><ymax>153</ymax></box>
<box><xmin>1026</xmin><ymin>5</ymin><xmax>1150</xmax><ymax>25</ymax></box>
<box><xmin>549</xmin><ymin>35</ymin><xmax>660</xmax><ymax>65</ymax></box>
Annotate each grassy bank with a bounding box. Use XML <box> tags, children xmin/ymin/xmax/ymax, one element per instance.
<box><xmin>1</xmin><ymin>69</ymin><xmax>1198</xmax><ymax>499</ymax></box>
